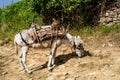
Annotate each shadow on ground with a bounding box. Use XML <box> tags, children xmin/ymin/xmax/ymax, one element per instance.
<box><xmin>31</xmin><ymin>50</ymin><xmax>91</xmax><ymax>72</ymax></box>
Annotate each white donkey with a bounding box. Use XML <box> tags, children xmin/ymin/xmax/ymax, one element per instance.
<box><xmin>14</xmin><ymin>24</ymin><xmax>84</xmax><ymax>73</ymax></box>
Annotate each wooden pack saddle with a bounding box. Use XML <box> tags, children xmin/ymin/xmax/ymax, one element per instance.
<box><xmin>33</xmin><ymin>25</ymin><xmax>65</xmax><ymax>43</ymax></box>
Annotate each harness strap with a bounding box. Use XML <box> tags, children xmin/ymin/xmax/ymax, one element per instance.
<box><xmin>19</xmin><ymin>32</ymin><xmax>29</xmax><ymax>46</ymax></box>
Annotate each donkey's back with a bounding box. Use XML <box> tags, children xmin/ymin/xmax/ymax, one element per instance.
<box><xmin>14</xmin><ymin>30</ymin><xmax>34</xmax><ymax>46</ymax></box>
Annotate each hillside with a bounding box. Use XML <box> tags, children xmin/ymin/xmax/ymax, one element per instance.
<box><xmin>0</xmin><ymin>33</ymin><xmax>120</xmax><ymax>80</ymax></box>
<box><xmin>0</xmin><ymin>0</ymin><xmax>120</xmax><ymax>80</ymax></box>
<box><xmin>0</xmin><ymin>0</ymin><xmax>120</xmax><ymax>42</ymax></box>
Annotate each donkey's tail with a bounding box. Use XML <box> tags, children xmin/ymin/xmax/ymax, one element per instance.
<box><xmin>14</xmin><ymin>41</ymin><xmax>18</xmax><ymax>55</ymax></box>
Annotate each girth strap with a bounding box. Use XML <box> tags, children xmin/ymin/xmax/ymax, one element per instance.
<box><xmin>19</xmin><ymin>32</ymin><xmax>29</xmax><ymax>46</ymax></box>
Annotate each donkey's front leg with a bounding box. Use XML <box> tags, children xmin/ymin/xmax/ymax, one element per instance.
<box><xmin>47</xmin><ymin>42</ymin><xmax>57</xmax><ymax>71</ymax></box>
<box><xmin>19</xmin><ymin>46</ymin><xmax>31</xmax><ymax>73</ymax></box>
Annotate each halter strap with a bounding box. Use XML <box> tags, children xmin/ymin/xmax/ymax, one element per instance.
<box><xmin>19</xmin><ymin>32</ymin><xmax>29</xmax><ymax>46</ymax></box>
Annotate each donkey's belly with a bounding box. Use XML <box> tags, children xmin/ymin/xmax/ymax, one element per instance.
<box><xmin>32</xmin><ymin>40</ymin><xmax>51</xmax><ymax>48</ymax></box>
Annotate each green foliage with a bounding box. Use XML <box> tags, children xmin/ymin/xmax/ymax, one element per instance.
<box><xmin>1</xmin><ymin>0</ymin><xmax>38</xmax><ymax>30</ymax></box>
<box><xmin>0</xmin><ymin>0</ymin><xmax>118</xmax><ymax>45</ymax></box>
<box><xmin>70</xmin><ymin>26</ymin><xmax>95</xmax><ymax>37</ymax></box>
<box><xmin>32</xmin><ymin>0</ymin><xmax>102</xmax><ymax>26</ymax></box>
<box><xmin>70</xmin><ymin>24</ymin><xmax>120</xmax><ymax>37</ymax></box>
<box><xmin>97</xmin><ymin>24</ymin><xmax>120</xmax><ymax>36</ymax></box>
<box><xmin>0</xmin><ymin>0</ymin><xmax>39</xmax><ymax>41</ymax></box>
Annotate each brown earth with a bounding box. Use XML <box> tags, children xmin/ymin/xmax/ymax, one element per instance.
<box><xmin>0</xmin><ymin>35</ymin><xmax>120</xmax><ymax>80</ymax></box>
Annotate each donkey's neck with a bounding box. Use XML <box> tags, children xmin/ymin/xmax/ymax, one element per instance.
<box><xmin>66</xmin><ymin>33</ymin><xmax>73</xmax><ymax>41</ymax></box>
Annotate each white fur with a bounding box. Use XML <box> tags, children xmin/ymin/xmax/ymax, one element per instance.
<box><xmin>14</xmin><ymin>24</ymin><xmax>84</xmax><ymax>73</ymax></box>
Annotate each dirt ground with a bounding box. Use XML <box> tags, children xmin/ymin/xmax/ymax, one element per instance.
<box><xmin>0</xmin><ymin>35</ymin><xmax>120</xmax><ymax>80</ymax></box>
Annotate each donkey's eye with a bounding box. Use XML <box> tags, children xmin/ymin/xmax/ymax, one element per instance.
<box><xmin>31</xmin><ymin>36</ymin><xmax>34</xmax><ymax>40</ymax></box>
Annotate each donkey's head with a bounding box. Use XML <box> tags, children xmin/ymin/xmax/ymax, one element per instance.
<box><xmin>74</xmin><ymin>36</ymin><xmax>85</xmax><ymax>57</ymax></box>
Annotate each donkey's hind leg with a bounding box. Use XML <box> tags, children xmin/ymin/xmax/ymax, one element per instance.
<box><xmin>19</xmin><ymin>46</ymin><xmax>31</xmax><ymax>73</ymax></box>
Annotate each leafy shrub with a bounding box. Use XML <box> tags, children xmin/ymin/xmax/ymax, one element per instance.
<box><xmin>0</xmin><ymin>0</ymin><xmax>38</xmax><ymax>41</ymax></box>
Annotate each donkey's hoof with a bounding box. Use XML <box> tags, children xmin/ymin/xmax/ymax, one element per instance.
<box><xmin>26</xmin><ymin>70</ymin><xmax>32</xmax><ymax>74</ymax></box>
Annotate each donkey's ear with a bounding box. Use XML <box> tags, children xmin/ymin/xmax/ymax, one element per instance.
<box><xmin>77</xmin><ymin>36</ymin><xmax>81</xmax><ymax>39</ymax></box>
<box><xmin>32</xmin><ymin>22</ymin><xmax>34</xmax><ymax>25</ymax></box>
<box><xmin>74</xmin><ymin>36</ymin><xmax>77</xmax><ymax>44</ymax></box>
<box><xmin>75</xmin><ymin>36</ymin><xmax>77</xmax><ymax>39</ymax></box>
<box><xmin>52</xmin><ymin>18</ymin><xmax>56</xmax><ymax>22</ymax></box>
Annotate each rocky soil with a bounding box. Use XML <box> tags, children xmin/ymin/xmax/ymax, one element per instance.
<box><xmin>0</xmin><ymin>35</ymin><xmax>120</xmax><ymax>80</ymax></box>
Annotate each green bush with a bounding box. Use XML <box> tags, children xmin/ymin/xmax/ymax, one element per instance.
<box><xmin>0</xmin><ymin>0</ymin><xmax>38</xmax><ymax>41</ymax></box>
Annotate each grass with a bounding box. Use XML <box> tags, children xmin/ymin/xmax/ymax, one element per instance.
<box><xmin>70</xmin><ymin>24</ymin><xmax>120</xmax><ymax>38</ymax></box>
<box><xmin>97</xmin><ymin>24</ymin><xmax>120</xmax><ymax>35</ymax></box>
<box><xmin>0</xmin><ymin>23</ymin><xmax>120</xmax><ymax>46</ymax></box>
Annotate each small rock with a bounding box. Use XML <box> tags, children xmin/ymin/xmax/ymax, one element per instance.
<box><xmin>64</xmin><ymin>72</ymin><xmax>69</xmax><ymax>76</ymax></box>
<box><xmin>118</xmin><ymin>14</ymin><xmax>120</xmax><ymax>18</ymax></box>
<box><xmin>2</xmin><ymin>71</ymin><xmax>8</xmax><ymax>75</ymax></box>
<box><xmin>104</xmin><ymin>17</ymin><xmax>113</xmax><ymax>23</ymax></box>
<box><xmin>110</xmin><ymin>74</ymin><xmax>116</xmax><ymax>77</ymax></box>
<box><xmin>113</xmin><ymin>18</ymin><xmax>117</xmax><ymax>21</ymax></box>
<box><xmin>102</xmin><ymin>43</ymin><xmax>106</xmax><ymax>47</ymax></box>
<box><xmin>75</xmin><ymin>75</ymin><xmax>80</xmax><ymax>79</ymax></box>
<box><xmin>108</xmin><ymin>43</ymin><xmax>113</xmax><ymax>47</ymax></box>
<box><xmin>105</xmin><ymin>12</ymin><xmax>109</xmax><ymax>17</ymax></box>
<box><xmin>29</xmin><ymin>78</ymin><xmax>34</xmax><ymax>80</ymax></box>
<box><xmin>80</xmin><ymin>62</ymin><xmax>88</xmax><ymax>65</ymax></box>
<box><xmin>100</xmin><ymin>18</ymin><xmax>106</xmax><ymax>22</ymax></box>
<box><xmin>107</xmin><ymin>22</ymin><xmax>115</xmax><ymax>26</ymax></box>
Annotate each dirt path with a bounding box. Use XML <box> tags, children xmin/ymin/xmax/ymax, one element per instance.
<box><xmin>0</xmin><ymin>39</ymin><xmax>120</xmax><ymax>80</ymax></box>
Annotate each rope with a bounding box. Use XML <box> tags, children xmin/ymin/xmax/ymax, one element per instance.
<box><xmin>19</xmin><ymin>32</ymin><xmax>29</xmax><ymax>46</ymax></box>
